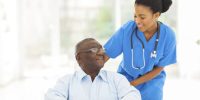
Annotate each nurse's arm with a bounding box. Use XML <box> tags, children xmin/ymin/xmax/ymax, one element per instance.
<box><xmin>130</xmin><ymin>67</ymin><xmax>164</xmax><ymax>86</ymax></box>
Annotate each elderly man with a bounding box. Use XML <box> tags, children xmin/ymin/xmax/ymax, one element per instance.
<box><xmin>45</xmin><ymin>38</ymin><xmax>141</xmax><ymax>100</ymax></box>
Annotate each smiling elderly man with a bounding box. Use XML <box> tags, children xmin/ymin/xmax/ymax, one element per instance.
<box><xmin>45</xmin><ymin>38</ymin><xmax>141</xmax><ymax>100</ymax></box>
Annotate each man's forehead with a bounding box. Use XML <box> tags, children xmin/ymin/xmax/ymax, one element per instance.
<box><xmin>87</xmin><ymin>40</ymin><xmax>100</xmax><ymax>45</ymax></box>
<box><xmin>80</xmin><ymin>40</ymin><xmax>101</xmax><ymax>49</ymax></box>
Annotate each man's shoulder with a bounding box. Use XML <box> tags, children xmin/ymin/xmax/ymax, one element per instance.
<box><xmin>57</xmin><ymin>72</ymin><xmax>77</xmax><ymax>83</ymax></box>
<box><xmin>61</xmin><ymin>74</ymin><xmax>73</xmax><ymax>80</ymax></box>
<box><xmin>102</xmin><ymin>70</ymin><xmax>126</xmax><ymax>80</ymax></box>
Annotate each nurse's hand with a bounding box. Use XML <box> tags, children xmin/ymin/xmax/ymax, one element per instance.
<box><xmin>130</xmin><ymin>80</ymin><xmax>139</xmax><ymax>86</ymax></box>
<box><xmin>130</xmin><ymin>67</ymin><xmax>164</xmax><ymax>86</ymax></box>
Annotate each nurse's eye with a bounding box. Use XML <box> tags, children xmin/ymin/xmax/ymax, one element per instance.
<box><xmin>140</xmin><ymin>16</ymin><xmax>145</xmax><ymax>20</ymax></box>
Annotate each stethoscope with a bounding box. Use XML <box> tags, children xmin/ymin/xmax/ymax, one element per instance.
<box><xmin>130</xmin><ymin>22</ymin><xmax>160</xmax><ymax>70</ymax></box>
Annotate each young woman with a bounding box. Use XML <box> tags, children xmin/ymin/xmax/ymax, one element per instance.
<box><xmin>103</xmin><ymin>0</ymin><xmax>176</xmax><ymax>100</ymax></box>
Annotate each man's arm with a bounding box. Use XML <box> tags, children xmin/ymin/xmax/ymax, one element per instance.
<box><xmin>116</xmin><ymin>74</ymin><xmax>141</xmax><ymax>100</ymax></box>
<box><xmin>45</xmin><ymin>75</ymin><xmax>71</xmax><ymax>100</ymax></box>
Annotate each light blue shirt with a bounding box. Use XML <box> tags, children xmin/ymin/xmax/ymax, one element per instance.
<box><xmin>104</xmin><ymin>20</ymin><xmax>177</xmax><ymax>100</ymax></box>
<box><xmin>45</xmin><ymin>69</ymin><xmax>141</xmax><ymax>100</ymax></box>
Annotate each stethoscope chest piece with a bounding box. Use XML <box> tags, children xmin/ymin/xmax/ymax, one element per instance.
<box><xmin>150</xmin><ymin>51</ymin><xmax>157</xmax><ymax>59</ymax></box>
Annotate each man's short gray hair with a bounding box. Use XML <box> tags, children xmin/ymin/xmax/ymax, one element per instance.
<box><xmin>75</xmin><ymin>38</ymin><xmax>96</xmax><ymax>55</ymax></box>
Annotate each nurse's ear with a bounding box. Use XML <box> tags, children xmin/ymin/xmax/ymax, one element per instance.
<box><xmin>153</xmin><ymin>12</ymin><xmax>160</xmax><ymax>20</ymax></box>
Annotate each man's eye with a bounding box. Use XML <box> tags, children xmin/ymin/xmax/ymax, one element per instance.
<box><xmin>89</xmin><ymin>48</ymin><xmax>98</xmax><ymax>53</ymax></box>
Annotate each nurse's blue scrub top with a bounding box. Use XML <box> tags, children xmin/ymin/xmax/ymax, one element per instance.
<box><xmin>104</xmin><ymin>20</ymin><xmax>176</xmax><ymax>100</ymax></box>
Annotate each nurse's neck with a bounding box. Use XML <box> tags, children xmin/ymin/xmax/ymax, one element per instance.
<box><xmin>144</xmin><ymin>22</ymin><xmax>158</xmax><ymax>41</ymax></box>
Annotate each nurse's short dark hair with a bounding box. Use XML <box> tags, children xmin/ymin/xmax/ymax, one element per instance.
<box><xmin>135</xmin><ymin>0</ymin><xmax>172</xmax><ymax>13</ymax></box>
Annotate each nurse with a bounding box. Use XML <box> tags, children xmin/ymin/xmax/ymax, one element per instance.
<box><xmin>103</xmin><ymin>0</ymin><xmax>176</xmax><ymax>100</ymax></box>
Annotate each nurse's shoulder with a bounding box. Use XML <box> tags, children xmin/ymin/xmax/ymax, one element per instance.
<box><xmin>119</xmin><ymin>20</ymin><xmax>137</xmax><ymax>37</ymax></box>
<box><xmin>121</xmin><ymin>20</ymin><xmax>136</xmax><ymax>30</ymax></box>
<box><xmin>161</xmin><ymin>23</ymin><xmax>176</xmax><ymax>39</ymax></box>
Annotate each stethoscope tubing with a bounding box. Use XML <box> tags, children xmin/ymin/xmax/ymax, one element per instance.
<box><xmin>130</xmin><ymin>22</ymin><xmax>160</xmax><ymax>70</ymax></box>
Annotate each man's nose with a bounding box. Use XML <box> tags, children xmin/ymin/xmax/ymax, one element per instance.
<box><xmin>97</xmin><ymin>48</ymin><xmax>104</xmax><ymax>55</ymax></box>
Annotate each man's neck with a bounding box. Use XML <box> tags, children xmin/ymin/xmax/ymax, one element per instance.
<box><xmin>80</xmin><ymin>65</ymin><xmax>102</xmax><ymax>81</ymax></box>
<box><xmin>90</xmin><ymin>70</ymin><xmax>100</xmax><ymax>81</ymax></box>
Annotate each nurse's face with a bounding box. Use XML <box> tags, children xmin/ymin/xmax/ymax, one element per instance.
<box><xmin>134</xmin><ymin>4</ymin><xmax>160</xmax><ymax>33</ymax></box>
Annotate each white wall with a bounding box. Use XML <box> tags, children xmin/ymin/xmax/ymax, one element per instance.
<box><xmin>178</xmin><ymin>0</ymin><xmax>200</xmax><ymax>78</ymax></box>
<box><xmin>0</xmin><ymin>0</ymin><xmax>20</xmax><ymax>85</ymax></box>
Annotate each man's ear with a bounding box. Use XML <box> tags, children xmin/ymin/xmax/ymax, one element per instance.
<box><xmin>75</xmin><ymin>54</ymin><xmax>80</xmax><ymax>61</ymax></box>
<box><xmin>76</xmin><ymin>54</ymin><xmax>83</xmax><ymax>67</ymax></box>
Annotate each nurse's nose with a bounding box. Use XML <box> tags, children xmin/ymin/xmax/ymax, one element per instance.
<box><xmin>135</xmin><ymin>21</ymin><xmax>141</xmax><ymax>26</ymax></box>
<box><xmin>134</xmin><ymin>17</ymin><xmax>141</xmax><ymax>25</ymax></box>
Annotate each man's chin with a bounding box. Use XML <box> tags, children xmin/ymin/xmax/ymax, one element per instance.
<box><xmin>97</xmin><ymin>63</ymin><xmax>104</xmax><ymax>69</ymax></box>
<box><xmin>97</xmin><ymin>60</ymin><xmax>104</xmax><ymax>66</ymax></box>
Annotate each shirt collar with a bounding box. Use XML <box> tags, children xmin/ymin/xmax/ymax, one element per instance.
<box><xmin>76</xmin><ymin>69</ymin><xmax>108</xmax><ymax>82</ymax></box>
<box><xmin>76</xmin><ymin>69</ymin><xmax>87</xmax><ymax>81</ymax></box>
<box><xmin>98</xmin><ymin>70</ymin><xmax>108</xmax><ymax>82</ymax></box>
